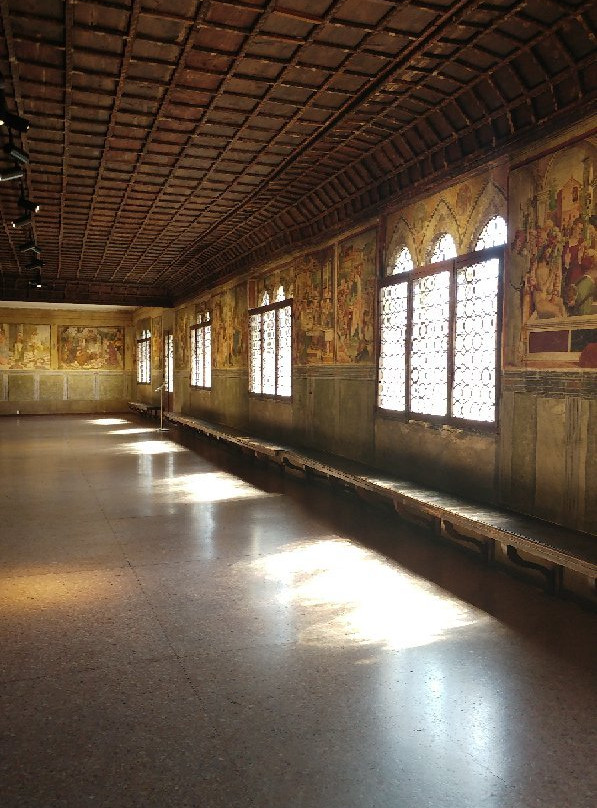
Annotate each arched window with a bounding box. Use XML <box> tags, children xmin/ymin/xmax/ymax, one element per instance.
<box><xmin>191</xmin><ymin>310</ymin><xmax>212</xmax><ymax>389</ymax></box>
<box><xmin>475</xmin><ymin>216</ymin><xmax>507</xmax><ymax>250</ymax></box>
<box><xmin>249</xmin><ymin>287</ymin><xmax>292</xmax><ymax>398</ymax></box>
<box><xmin>379</xmin><ymin>228</ymin><xmax>502</xmax><ymax>425</ymax></box>
<box><xmin>429</xmin><ymin>233</ymin><xmax>457</xmax><ymax>263</ymax></box>
<box><xmin>392</xmin><ymin>246</ymin><xmax>414</xmax><ymax>275</ymax></box>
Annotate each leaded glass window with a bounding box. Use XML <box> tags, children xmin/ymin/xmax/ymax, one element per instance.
<box><xmin>410</xmin><ymin>272</ymin><xmax>450</xmax><ymax>416</ymax></box>
<box><xmin>378</xmin><ymin>241</ymin><xmax>503</xmax><ymax>426</ymax></box>
<box><xmin>191</xmin><ymin>311</ymin><xmax>211</xmax><ymax>388</ymax></box>
<box><xmin>378</xmin><ymin>282</ymin><xmax>408</xmax><ymax>411</ymax></box>
<box><xmin>475</xmin><ymin>216</ymin><xmax>507</xmax><ymax>250</ymax></box>
<box><xmin>137</xmin><ymin>328</ymin><xmax>151</xmax><ymax>384</ymax></box>
<box><xmin>429</xmin><ymin>232</ymin><xmax>457</xmax><ymax>263</ymax></box>
<box><xmin>392</xmin><ymin>246</ymin><xmax>414</xmax><ymax>275</ymax></box>
<box><xmin>164</xmin><ymin>332</ymin><xmax>173</xmax><ymax>394</ymax></box>
<box><xmin>249</xmin><ymin>294</ymin><xmax>292</xmax><ymax>397</ymax></box>
<box><xmin>453</xmin><ymin>258</ymin><xmax>499</xmax><ymax>422</ymax></box>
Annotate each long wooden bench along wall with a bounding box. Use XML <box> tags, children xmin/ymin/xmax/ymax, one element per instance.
<box><xmin>163</xmin><ymin>411</ymin><xmax>597</xmax><ymax>608</ymax></box>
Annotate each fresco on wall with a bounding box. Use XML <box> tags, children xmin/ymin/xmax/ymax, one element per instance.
<box><xmin>58</xmin><ymin>326</ymin><xmax>124</xmax><ymax>369</ymax></box>
<box><xmin>336</xmin><ymin>230</ymin><xmax>377</xmax><ymax>363</ymax></box>
<box><xmin>294</xmin><ymin>247</ymin><xmax>334</xmax><ymax>364</ymax></box>
<box><xmin>174</xmin><ymin>307</ymin><xmax>192</xmax><ymax>370</ymax></box>
<box><xmin>0</xmin><ymin>323</ymin><xmax>51</xmax><ymax>369</ymax></box>
<box><xmin>510</xmin><ymin>134</ymin><xmax>597</xmax><ymax>366</ymax></box>
<box><xmin>213</xmin><ymin>283</ymin><xmax>246</xmax><ymax>368</ymax></box>
<box><xmin>385</xmin><ymin>168</ymin><xmax>507</xmax><ymax>268</ymax></box>
<box><xmin>151</xmin><ymin>316</ymin><xmax>162</xmax><ymax>370</ymax></box>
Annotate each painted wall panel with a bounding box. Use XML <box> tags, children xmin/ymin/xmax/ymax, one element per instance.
<box><xmin>534</xmin><ymin>398</ymin><xmax>567</xmax><ymax>523</ymax></box>
<box><xmin>8</xmin><ymin>374</ymin><xmax>35</xmax><ymax>401</ymax></box>
<box><xmin>67</xmin><ymin>374</ymin><xmax>96</xmax><ymax>400</ymax></box>
<box><xmin>39</xmin><ymin>375</ymin><xmax>65</xmax><ymax>401</ymax></box>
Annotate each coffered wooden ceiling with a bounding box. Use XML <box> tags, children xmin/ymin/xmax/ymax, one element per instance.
<box><xmin>0</xmin><ymin>0</ymin><xmax>595</xmax><ymax>305</ymax></box>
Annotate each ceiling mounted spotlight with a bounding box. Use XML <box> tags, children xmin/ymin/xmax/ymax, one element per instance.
<box><xmin>3</xmin><ymin>141</ymin><xmax>28</xmax><ymax>164</ymax></box>
<box><xmin>19</xmin><ymin>240</ymin><xmax>40</xmax><ymax>255</ymax></box>
<box><xmin>12</xmin><ymin>212</ymin><xmax>31</xmax><ymax>228</ymax></box>
<box><xmin>18</xmin><ymin>194</ymin><xmax>39</xmax><ymax>212</ymax></box>
<box><xmin>0</xmin><ymin>166</ymin><xmax>24</xmax><ymax>182</ymax></box>
<box><xmin>0</xmin><ymin>109</ymin><xmax>30</xmax><ymax>132</ymax></box>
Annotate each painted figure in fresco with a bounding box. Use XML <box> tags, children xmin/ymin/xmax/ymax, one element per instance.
<box><xmin>569</xmin><ymin>250</ymin><xmax>597</xmax><ymax>316</ymax></box>
<box><xmin>527</xmin><ymin>226</ymin><xmax>566</xmax><ymax>319</ymax></box>
<box><xmin>563</xmin><ymin>217</ymin><xmax>588</xmax><ymax>287</ymax></box>
<box><xmin>0</xmin><ymin>326</ymin><xmax>8</xmax><ymax>366</ymax></box>
<box><xmin>511</xmin><ymin>135</ymin><xmax>597</xmax><ymax>325</ymax></box>
<box><xmin>13</xmin><ymin>332</ymin><xmax>25</xmax><ymax>366</ymax></box>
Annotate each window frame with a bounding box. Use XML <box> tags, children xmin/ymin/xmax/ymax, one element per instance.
<box><xmin>248</xmin><ymin>297</ymin><xmax>293</xmax><ymax>400</ymax></box>
<box><xmin>190</xmin><ymin>315</ymin><xmax>212</xmax><ymax>390</ymax></box>
<box><xmin>377</xmin><ymin>244</ymin><xmax>504</xmax><ymax>431</ymax></box>
<box><xmin>136</xmin><ymin>329</ymin><xmax>151</xmax><ymax>385</ymax></box>
<box><xmin>164</xmin><ymin>331</ymin><xmax>174</xmax><ymax>394</ymax></box>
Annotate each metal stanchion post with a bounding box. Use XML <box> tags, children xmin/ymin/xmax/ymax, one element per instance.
<box><xmin>155</xmin><ymin>383</ymin><xmax>167</xmax><ymax>432</ymax></box>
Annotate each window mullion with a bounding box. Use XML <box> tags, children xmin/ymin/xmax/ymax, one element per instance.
<box><xmin>405</xmin><ymin>279</ymin><xmax>413</xmax><ymax>415</ymax></box>
<box><xmin>447</xmin><ymin>260</ymin><xmax>457</xmax><ymax>419</ymax></box>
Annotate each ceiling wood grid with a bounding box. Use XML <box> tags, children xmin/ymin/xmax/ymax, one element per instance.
<box><xmin>0</xmin><ymin>0</ymin><xmax>594</xmax><ymax>305</ymax></box>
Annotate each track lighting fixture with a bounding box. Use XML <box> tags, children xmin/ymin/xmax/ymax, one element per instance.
<box><xmin>0</xmin><ymin>108</ymin><xmax>30</xmax><ymax>132</ymax></box>
<box><xmin>12</xmin><ymin>212</ymin><xmax>31</xmax><ymax>228</ymax></box>
<box><xmin>19</xmin><ymin>240</ymin><xmax>40</xmax><ymax>255</ymax></box>
<box><xmin>28</xmin><ymin>268</ymin><xmax>42</xmax><ymax>289</ymax></box>
<box><xmin>18</xmin><ymin>194</ymin><xmax>39</xmax><ymax>213</ymax></box>
<box><xmin>3</xmin><ymin>141</ymin><xmax>28</xmax><ymax>164</ymax></box>
<box><xmin>0</xmin><ymin>166</ymin><xmax>24</xmax><ymax>181</ymax></box>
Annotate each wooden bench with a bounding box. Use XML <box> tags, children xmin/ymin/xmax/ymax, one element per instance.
<box><xmin>128</xmin><ymin>401</ymin><xmax>160</xmax><ymax>418</ymax></box>
<box><xmin>164</xmin><ymin>411</ymin><xmax>597</xmax><ymax>603</ymax></box>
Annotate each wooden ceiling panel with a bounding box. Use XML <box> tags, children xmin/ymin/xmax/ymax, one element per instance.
<box><xmin>0</xmin><ymin>0</ymin><xmax>594</xmax><ymax>304</ymax></box>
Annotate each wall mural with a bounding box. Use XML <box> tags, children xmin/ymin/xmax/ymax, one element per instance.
<box><xmin>336</xmin><ymin>229</ymin><xmax>377</xmax><ymax>363</ymax></box>
<box><xmin>58</xmin><ymin>326</ymin><xmax>124</xmax><ymax>370</ymax></box>
<box><xmin>151</xmin><ymin>316</ymin><xmax>162</xmax><ymax>370</ymax></box>
<box><xmin>174</xmin><ymin>307</ymin><xmax>192</xmax><ymax>370</ymax></box>
<box><xmin>294</xmin><ymin>247</ymin><xmax>335</xmax><ymax>364</ymax></box>
<box><xmin>0</xmin><ymin>323</ymin><xmax>51</xmax><ymax>369</ymax></box>
<box><xmin>385</xmin><ymin>168</ymin><xmax>507</xmax><ymax>269</ymax></box>
<box><xmin>509</xmin><ymin>133</ymin><xmax>597</xmax><ymax>367</ymax></box>
<box><xmin>213</xmin><ymin>283</ymin><xmax>246</xmax><ymax>368</ymax></box>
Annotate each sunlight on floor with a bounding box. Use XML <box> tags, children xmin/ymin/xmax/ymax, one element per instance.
<box><xmin>119</xmin><ymin>440</ymin><xmax>187</xmax><ymax>455</ymax></box>
<box><xmin>109</xmin><ymin>427</ymin><xmax>157</xmax><ymax>435</ymax></box>
<box><xmin>87</xmin><ymin>418</ymin><xmax>129</xmax><ymax>426</ymax></box>
<box><xmin>0</xmin><ymin>573</ymin><xmax>115</xmax><ymax>611</ymax></box>
<box><xmin>154</xmin><ymin>471</ymin><xmax>276</xmax><ymax>503</ymax></box>
<box><xmin>247</xmin><ymin>537</ymin><xmax>485</xmax><ymax>651</ymax></box>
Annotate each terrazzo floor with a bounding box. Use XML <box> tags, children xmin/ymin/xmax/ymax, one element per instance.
<box><xmin>0</xmin><ymin>414</ymin><xmax>595</xmax><ymax>808</ymax></box>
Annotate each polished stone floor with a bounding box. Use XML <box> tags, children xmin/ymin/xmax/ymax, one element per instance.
<box><xmin>0</xmin><ymin>415</ymin><xmax>595</xmax><ymax>808</ymax></box>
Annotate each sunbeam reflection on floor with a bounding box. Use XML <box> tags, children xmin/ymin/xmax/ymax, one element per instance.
<box><xmin>154</xmin><ymin>471</ymin><xmax>277</xmax><ymax>503</ymax></box>
<box><xmin>119</xmin><ymin>440</ymin><xmax>187</xmax><ymax>455</ymax></box>
<box><xmin>109</xmin><ymin>427</ymin><xmax>158</xmax><ymax>435</ymax></box>
<box><xmin>246</xmin><ymin>537</ymin><xmax>485</xmax><ymax>651</ymax></box>
<box><xmin>86</xmin><ymin>418</ymin><xmax>129</xmax><ymax>426</ymax></box>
